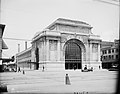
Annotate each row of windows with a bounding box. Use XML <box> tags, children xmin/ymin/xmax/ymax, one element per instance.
<box><xmin>102</xmin><ymin>55</ymin><xmax>119</xmax><ymax>61</ymax></box>
<box><xmin>17</xmin><ymin>52</ymin><xmax>31</xmax><ymax>61</ymax></box>
<box><xmin>102</xmin><ymin>48</ymin><xmax>119</xmax><ymax>54</ymax></box>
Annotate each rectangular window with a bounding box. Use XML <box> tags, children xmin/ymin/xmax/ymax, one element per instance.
<box><xmin>108</xmin><ymin>49</ymin><xmax>111</xmax><ymax>54</ymax></box>
<box><xmin>105</xmin><ymin>56</ymin><xmax>107</xmax><ymax>60</ymax></box>
<box><xmin>105</xmin><ymin>50</ymin><xmax>107</xmax><ymax>54</ymax></box>
<box><xmin>109</xmin><ymin>55</ymin><xmax>111</xmax><ymax>59</ymax></box>
<box><xmin>116</xmin><ymin>55</ymin><xmax>118</xmax><ymax>59</ymax></box>
<box><xmin>112</xmin><ymin>49</ymin><xmax>114</xmax><ymax>53</ymax></box>
<box><xmin>103</xmin><ymin>56</ymin><xmax>105</xmax><ymax>60</ymax></box>
<box><xmin>102</xmin><ymin>51</ymin><xmax>104</xmax><ymax>54</ymax></box>
<box><xmin>116</xmin><ymin>49</ymin><xmax>118</xmax><ymax>53</ymax></box>
<box><xmin>111</xmin><ymin>55</ymin><xmax>114</xmax><ymax>59</ymax></box>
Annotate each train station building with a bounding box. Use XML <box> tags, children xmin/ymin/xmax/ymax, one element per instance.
<box><xmin>30</xmin><ymin>18</ymin><xmax>101</xmax><ymax>71</ymax></box>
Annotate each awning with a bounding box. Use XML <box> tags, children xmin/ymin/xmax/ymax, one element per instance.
<box><xmin>0</xmin><ymin>24</ymin><xmax>8</xmax><ymax>49</ymax></box>
<box><xmin>0</xmin><ymin>24</ymin><xmax>5</xmax><ymax>37</ymax></box>
<box><xmin>2</xmin><ymin>39</ymin><xmax>8</xmax><ymax>49</ymax></box>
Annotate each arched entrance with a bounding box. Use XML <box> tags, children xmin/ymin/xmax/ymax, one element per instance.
<box><xmin>65</xmin><ymin>39</ymin><xmax>83</xmax><ymax>70</ymax></box>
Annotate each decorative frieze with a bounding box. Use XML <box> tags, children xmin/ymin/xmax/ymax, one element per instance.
<box><xmin>57</xmin><ymin>24</ymin><xmax>91</xmax><ymax>34</ymax></box>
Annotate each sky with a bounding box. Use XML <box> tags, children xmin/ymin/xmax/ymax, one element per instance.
<box><xmin>0</xmin><ymin>0</ymin><xmax>119</xmax><ymax>58</ymax></box>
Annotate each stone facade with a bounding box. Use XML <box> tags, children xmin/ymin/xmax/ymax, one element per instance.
<box><xmin>31</xmin><ymin>18</ymin><xmax>101</xmax><ymax>71</ymax></box>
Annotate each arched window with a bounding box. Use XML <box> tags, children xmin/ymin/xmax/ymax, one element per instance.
<box><xmin>65</xmin><ymin>40</ymin><xmax>82</xmax><ymax>69</ymax></box>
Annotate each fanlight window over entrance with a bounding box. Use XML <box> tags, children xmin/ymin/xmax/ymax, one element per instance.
<box><xmin>65</xmin><ymin>39</ymin><xmax>82</xmax><ymax>69</ymax></box>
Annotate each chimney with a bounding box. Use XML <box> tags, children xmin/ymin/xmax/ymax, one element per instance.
<box><xmin>18</xmin><ymin>44</ymin><xmax>20</xmax><ymax>52</ymax></box>
<box><xmin>25</xmin><ymin>41</ymin><xmax>27</xmax><ymax>50</ymax></box>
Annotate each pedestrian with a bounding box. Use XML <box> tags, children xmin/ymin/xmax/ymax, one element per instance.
<box><xmin>84</xmin><ymin>65</ymin><xmax>87</xmax><ymax>70</ymax></box>
<box><xmin>91</xmin><ymin>67</ymin><xmax>93</xmax><ymax>71</ymax></box>
<box><xmin>18</xmin><ymin>67</ymin><xmax>21</xmax><ymax>72</ymax></box>
<box><xmin>74</xmin><ymin>65</ymin><xmax>76</xmax><ymax>70</ymax></box>
<box><xmin>99</xmin><ymin>65</ymin><xmax>100</xmax><ymax>69</ymax></box>
<box><xmin>42</xmin><ymin>65</ymin><xmax>44</xmax><ymax>72</ymax></box>
<box><xmin>65</xmin><ymin>74</ymin><xmax>71</xmax><ymax>85</ymax></box>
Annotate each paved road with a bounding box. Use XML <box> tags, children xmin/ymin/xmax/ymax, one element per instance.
<box><xmin>0</xmin><ymin>69</ymin><xmax>118</xmax><ymax>93</ymax></box>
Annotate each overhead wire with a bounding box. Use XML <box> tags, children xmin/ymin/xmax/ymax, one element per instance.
<box><xmin>3</xmin><ymin>37</ymin><xmax>32</xmax><ymax>41</ymax></box>
<box><xmin>94</xmin><ymin>0</ymin><xmax>120</xmax><ymax>6</ymax></box>
<box><xmin>111</xmin><ymin>0</ymin><xmax>119</xmax><ymax>2</ymax></box>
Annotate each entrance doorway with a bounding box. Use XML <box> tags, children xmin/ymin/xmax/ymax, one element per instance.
<box><xmin>65</xmin><ymin>39</ymin><xmax>82</xmax><ymax>69</ymax></box>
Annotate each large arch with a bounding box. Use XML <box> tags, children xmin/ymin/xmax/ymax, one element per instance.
<box><xmin>64</xmin><ymin>39</ymin><xmax>86</xmax><ymax>70</ymax></box>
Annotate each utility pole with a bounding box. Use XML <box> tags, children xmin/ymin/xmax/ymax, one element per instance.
<box><xmin>0</xmin><ymin>0</ymin><xmax>1</xmax><ymax>23</ymax></box>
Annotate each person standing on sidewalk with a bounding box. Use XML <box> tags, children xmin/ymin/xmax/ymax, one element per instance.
<box><xmin>18</xmin><ymin>67</ymin><xmax>21</xmax><ymax>72</ymax></box>
<box><xmin>99</xmin><ymin>65</ymin><xmax>100</xmax><ymax>69</ymax></box>
<box><xmin>42</xmin><ymin>66</ymin><xmax>44</xmax><ymax>72</ymax></box>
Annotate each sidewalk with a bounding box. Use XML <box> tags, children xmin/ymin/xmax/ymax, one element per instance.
<box><xmin>0</xmin><ymin>69</ymin><xmax>118</xmax><ymax>93</ymax></box>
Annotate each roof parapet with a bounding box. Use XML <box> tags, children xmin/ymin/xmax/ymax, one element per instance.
<box><xmin>46</xmin><ymin>18</ymin><xmax>92</xmax><ymax>30</ymax></box>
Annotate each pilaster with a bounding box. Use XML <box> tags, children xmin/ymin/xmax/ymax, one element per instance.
<box><xmin>57</xmin><ymin>40</ymin><xmax>60</xmax><ymax>61</ymax></box>
<box><xmin>46</xmin><ymin>39</ymin><xmax>49</xmax><ymax>61</ymax></box>
<box><xmin>90</xmin><ymin>42</ymin><xmax>92</xmax><ymax>63</ymax></box>
<box><xmin>0</xmin><ymin>38</ymin><xmax>2</xmax><ymax>58</ymax></box>
<box><xmin>98</xmin><ymin>43</ymin><xmax>101</xmax><ymax>63</ymax></box>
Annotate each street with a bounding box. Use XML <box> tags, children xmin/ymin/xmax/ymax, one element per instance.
<box><xmin>0</xmin><ymin>69</ymin><xmax>118</xmax><ymax>93</ymax></box>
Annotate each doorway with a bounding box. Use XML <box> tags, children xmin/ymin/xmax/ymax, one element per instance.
<box><xmin>65</xmin><ymin>40</ymin><xmax>82</xmax><ymax>69</ymax></box>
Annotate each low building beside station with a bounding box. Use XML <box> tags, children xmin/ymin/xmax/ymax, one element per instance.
<box><xmin>16</xmin><ymin>47</ymin><xmax>37</xmax><ymax>70</ymax></box>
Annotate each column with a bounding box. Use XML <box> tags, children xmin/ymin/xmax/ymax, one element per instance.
<box><xmin>57</xmin><ymin>40</ymin><xmax>60</xmax><ymax>61</ymax></box>
<box><xmin>0</xmin><ymin>37</ymin><xmax>2</xmax><ymax>65</ymax></box>
<box><xmin>86</xmin><ymin>42</ymin><xmax>90</xmax><ymax>68</ymax></box>
<box><xmin>46</xmin><ymin>39</ymin><xmax>49</xmax><ymax>61</ymax></box>
<box><xmin>0</xmin><ymin>28</ymin><xmax>2</xmax><ymax>59</ymax></box>
<box><xmin>89</xmin><ymin>42</ymin><xmax>92</xmax><ymax>64</ymax></box>
<box><xmin>0</xmin><ymin>38</ymin><xmax>2</xmax><ymax>65</ymax></box>
<box><xmin>0</xmin><ymin>38</ymin><xmax>2</xmax><ymax>58</ymax></box>
<box><xmin>98</xmin><ymin>43</ymin><xmax>101</xmax><ymax>62</ymax></box>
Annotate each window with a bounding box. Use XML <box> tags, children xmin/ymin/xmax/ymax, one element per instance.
<box><xmin>105</xmin><ymin>56</ymin><xmax>107</xmax><ymax>60</ymax></box>
<box><xmin>112</xmin><ymin>49</ymin><xmax>114</xmax><ymax>53</ymax></box>
<box><xmin>103</xmin><ymin>56</ymin><xmax>106</xmax><ymax>60</ymax></box>
<box><xmin>116</xmin><ymin>49</ymin><xmax>118</xmax><ymax>53</ymax></box>
<box><xmin>116</xmin><ymin>55</ymin><xmax>118</xmax><ymax>59</ymax></box>
<box><xmin>111</xmin><ymin>55</ymin><xmax>114</xmax><ymax>59</ymax></box>
<box><xmin>103</xmin><ymin>50</ymin><xmax>107</xmax><ymax>54</ymax></box>
<box><xmin>108</xmin><ymin>49</ymin><xmax>111</xmax><ymax>53</ymax></box>
<box><xmin>102</xmin><ymin>51</ymin><xmax>105</xmax><ymax>54</ymax></box>
<box><xmin>105</xmin><ymin>50</ymin><xmax>107</xmax><ymax>54</ymax></box>
<box><xmin>109</xmin><ymin>55</ymin><xmax>111</xmax><ymax>59</ymax></box>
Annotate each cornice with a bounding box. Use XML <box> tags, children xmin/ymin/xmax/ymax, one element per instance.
<box><xmin>46</xmin><ymin>18</ymin><xmax>93</xmax><ymax>30</ymax></box>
